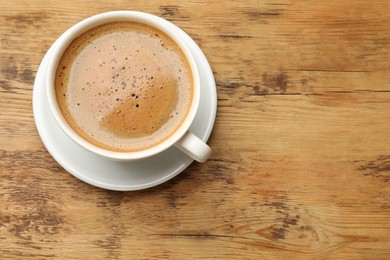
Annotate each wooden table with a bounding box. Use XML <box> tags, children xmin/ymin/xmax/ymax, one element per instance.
<box><xmin>1</xmin><ymin>1</ymin><xmax>389</xmax><ymax>259</ymax></box>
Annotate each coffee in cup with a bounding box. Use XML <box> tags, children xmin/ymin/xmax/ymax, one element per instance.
<box><xmin>55</xmin><ymin>21</ymin><xmax>193</xmax><ymax>152</ymax></box>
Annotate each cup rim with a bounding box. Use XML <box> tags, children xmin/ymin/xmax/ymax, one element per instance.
<box><xmin>46</xmin><ymin>11</ymin><xmax>201</xmax><ymax>160</ymax></box>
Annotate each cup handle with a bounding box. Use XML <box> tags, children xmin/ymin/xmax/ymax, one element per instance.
<box><xmin>174</xmin><ymin>131</ymin><xmax>212</xmax><ymax>163</ymax></box>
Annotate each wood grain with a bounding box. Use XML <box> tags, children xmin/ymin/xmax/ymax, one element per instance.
<box><xmin>1</xmin><ymin>0</ymin><xmax>390</xmax><ymax>259</ymax></box>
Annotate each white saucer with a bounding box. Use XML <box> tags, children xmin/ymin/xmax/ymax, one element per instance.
<box><xmin>33</xmin><ymin>26</ymin><xmax>217</xmax><ymax>191</ymax></box>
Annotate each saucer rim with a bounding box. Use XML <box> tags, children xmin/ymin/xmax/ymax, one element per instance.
<box><xmin>32</xmin><ymin>21</ymin><xmax>217</xmax><ymax>191</ymax></box>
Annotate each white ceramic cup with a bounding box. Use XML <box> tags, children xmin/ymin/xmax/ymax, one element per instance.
<box><xmin>46</xmin><ymin>11</ymin><xmax>212</xmax><ymax>162</ymax></box>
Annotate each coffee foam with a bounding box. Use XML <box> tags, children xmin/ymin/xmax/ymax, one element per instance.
<box><xmin>55</xmin><ymin>22</ymin><xmax>193</xmax><ymax>151</ymax></box>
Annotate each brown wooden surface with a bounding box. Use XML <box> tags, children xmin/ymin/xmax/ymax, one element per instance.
<box><xmin>1</xmin><ymin>0</ymin><xmax>390</xmax><ymax>259</ymax></box>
